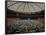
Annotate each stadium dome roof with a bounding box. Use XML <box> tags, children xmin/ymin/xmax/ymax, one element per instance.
<box><xmin>7</xmin><ymin>1</ymin><xmax>45</xmax><ymax>14</ymax></box>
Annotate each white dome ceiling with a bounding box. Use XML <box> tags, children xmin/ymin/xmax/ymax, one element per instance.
<box><xmin>7</xmin><ymin>1</ymin><xmax>45</xmax><ymax>14</ymax></box>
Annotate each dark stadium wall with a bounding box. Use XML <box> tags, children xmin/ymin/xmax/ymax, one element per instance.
<box><xmin>7</xmin><ymin>17</ymin><xmax>44</xmax><ymax>24</ymax></box>
<box><xmin>36</xmin><ymin>17</ymin><xmax>44</xmax><ymax>23</ymax></box>
<box><xmin>7</xmin><ymin>18</ymin><xmax>16</xmax><ymax>24</ymax></box>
